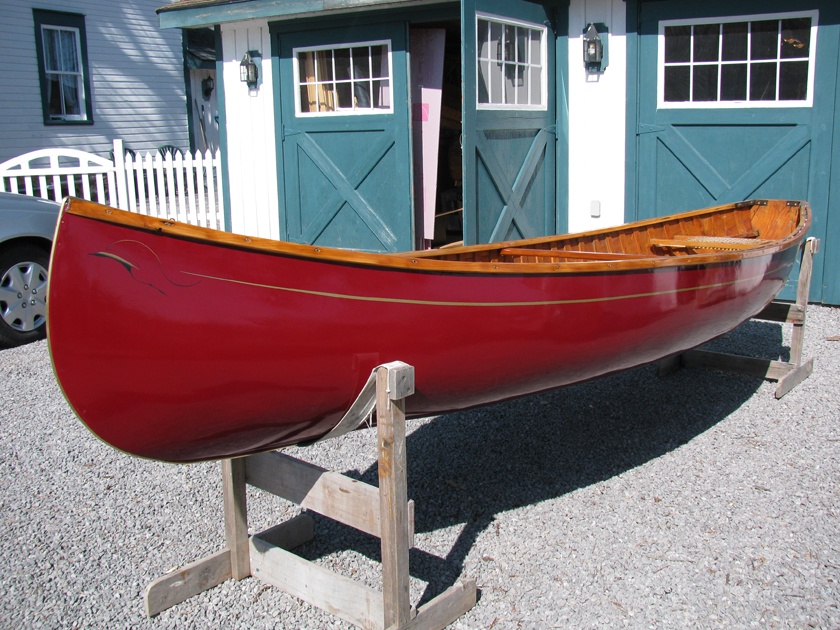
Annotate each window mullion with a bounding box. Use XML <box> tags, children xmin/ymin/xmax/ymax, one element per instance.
<box><xmin>501</xmin><ymin>23</ymin><xmax>506</xmax><ymax>105</ymax></box>
<box><xmin>775</xmin><ymin>20</ymin><xmax>781</xmax><ymax>101</ymax></box>
<box><xmin>689</xmin><ymin>25</ymin><xmax>695</xmax><ymax>102</ymax></box>
<box><xmin>331</xmin><ymin>51</ymin><xmax>338</xmax><ymax>110</ymax></box>
<box><xmin>717</xmin><ymin>24</ymin><xmax>723</xmax><ymax>102</ymax></box>
<box><xmin>54</xmin><ymin>32</ymin><xmax>66</xmax><ymax>116</ymax></box>
<box><xmin>367</xmin><ymin>46</ymin><xmax>373</xmax><ymax>109</ymax></box>
<box><xmin>746</xmin><ymin>22</ymin><xmax>752</xmax><ymax>101</ymax></box>
<box><xmin>487</xmin><ymin>21</ymin><xmax>493</xmax><ymax>105</ymax></box>
<box><xmin>513</xmin><ymin>26</ymin><xmax>518</xmax><ymax>106</ymax></box>
<box><xmin>529</xmin><ymin>29</ymin><xmax>535</xmax><ymax>106</ymax></box>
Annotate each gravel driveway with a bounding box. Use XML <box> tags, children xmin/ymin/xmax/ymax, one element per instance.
<box><xmin>2</xmin><ymin>305</ymin><xmax>839</xmax><ymax>629</ymax></box>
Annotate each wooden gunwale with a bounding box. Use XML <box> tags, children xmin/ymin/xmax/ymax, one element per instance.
<box><xmin>60</xmin><ymin>198</ymin><xmax>810</xmax><ymax>276</ymax></box>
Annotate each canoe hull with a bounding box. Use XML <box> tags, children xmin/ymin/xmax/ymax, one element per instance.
<box><xmin>48</xmin><ymin>202</ymin><xmax>804</xmax><ymax>463</ymax></box>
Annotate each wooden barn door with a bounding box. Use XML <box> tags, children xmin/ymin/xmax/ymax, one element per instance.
<box><xmin>277</xmin><ymin>23</ymin><xmax>413</xmax><ymax>252</ymax></box>
<box><xmin>461</xmin><ymin>0</ymin><xmax>558</xmax><ymax>245</ymax></box>
<box><xmin>632</xmin><ymin>0</ymin><xmax>840</xmax><ymax>301</ymax></box>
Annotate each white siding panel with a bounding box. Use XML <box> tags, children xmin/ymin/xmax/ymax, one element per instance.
<box><xmin>221</xmin><ymin>21</ymin><xmax>279</xmax><ymax>240</ymax></box>
<box><xmin>567</xmin><ymin>0</ymin><xmax>627</xmax><ymax>232</ymax></box>
<box><xmin>0</xmin><ymin>0</ymin><xmax>189</xmax><ymax>162</ymax></box>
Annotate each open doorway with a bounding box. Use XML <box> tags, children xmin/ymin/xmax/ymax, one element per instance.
<box><xmin>409</xmin><ymin>20</ymin><xmax>463</xmax><ymax>249</ymax></box>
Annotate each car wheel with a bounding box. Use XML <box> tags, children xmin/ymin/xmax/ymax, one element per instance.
<box><xmin>0</xmin><ymin>244</ymin><xmax>50</xmax><ymax>349</ymax></box>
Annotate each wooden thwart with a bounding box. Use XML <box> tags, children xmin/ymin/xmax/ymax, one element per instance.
<box><xmin>657</xmin><ymin>237</ymin><xmax>819</xmax><ymax>398</ymax></box>
<box><xmin>143</xmin><ymin>361</ymin><xmax>476</xmax><ymax>630</ymax></box>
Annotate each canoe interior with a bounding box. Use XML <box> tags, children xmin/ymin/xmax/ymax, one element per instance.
<box><xmin>405</xmin><ymin>199</ymin><xmax>804</xmax><ymax>264</ymax></box>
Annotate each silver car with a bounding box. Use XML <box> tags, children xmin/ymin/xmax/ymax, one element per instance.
<box><xmin>0</xmin><ymin>192</ymin><xmax>61</xmax><ymax>348</ymax></box>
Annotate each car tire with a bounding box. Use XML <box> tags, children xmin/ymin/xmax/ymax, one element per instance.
<box><xmin>0</xmin><ymin>243</ymin><xmax>50</xmax><ymax>349</ymax></box>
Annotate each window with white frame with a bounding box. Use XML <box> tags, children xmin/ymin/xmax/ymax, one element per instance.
<box><xmin>33</xmin><ymin>9</ymin><xmax>92</xmax><ymax>124</ymax></box>
<box><xmin>294</xmin><ymin>41</ymin><xmax>392</xmax><ymax>115</ymax></box>
<box><xmin>658</xmin><ymin>11</ymin><xmax>818</xmax><ymax>108</ymax></box>
<box><xmin>476</xmin><ymin>14</ymin><xmax>547</xmax><ymax>110</ymax></box>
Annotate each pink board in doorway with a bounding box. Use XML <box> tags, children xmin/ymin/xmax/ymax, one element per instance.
<box><xmin>410</xmin><ymin>29</ymin><xmax>445</xmax><ymax>246</ymax></box>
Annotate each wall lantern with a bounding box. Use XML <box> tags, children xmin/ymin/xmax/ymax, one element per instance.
<box><xmin>201</xmin><ymin>75</ymin><xmax>214</xmax><ymax>100</ymax></box>
<box><xmin>240</xmin><ymin>52</ymin><xmax>259</xmax><ymax>89</ymax></box>
<box><xmin>583</xmin><ymin>23</ymin><xmax>604</xmax><ymax>73</ymax></box>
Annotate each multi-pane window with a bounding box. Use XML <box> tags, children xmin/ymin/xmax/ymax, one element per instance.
<box><xmin>42</xmin><ymin>26</ymin><xmax>85</xmax><ymax>120</ymax></box>
<box><xmin>659</xmin><ymin>12</ymin><xmax>817</xmax><ymax>108</ymax></box>
<box><xmin>476</xmin><ymin>14</ymin><xmax>546</xmax><ymax>110</ymax></box>
<box><xmin>33</xmin><ymin>10</ymin><xmax>92</xmax><ymax>124</ymax></box>
<box><xmin>295</xmin><ymin>42</ymin><xmax>392</xmax><ymax>115</ymax></box>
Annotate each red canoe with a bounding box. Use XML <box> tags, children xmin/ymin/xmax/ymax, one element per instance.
<box><xmin>47</xmin><ymin>198</ymin><xmax>810</xmax><ymax>463</ymax></box>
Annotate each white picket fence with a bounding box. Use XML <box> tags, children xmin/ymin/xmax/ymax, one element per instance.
<box><xmin>0</xmin><ymin>139</ymin><xmax>225</xmax><ymax>231</ymax></box>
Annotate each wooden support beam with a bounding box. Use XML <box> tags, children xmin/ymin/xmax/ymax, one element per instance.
<box><xmin>250</xmin><ymin>535</ymin><xmax>386</xmax><ymax>630</ymax></box>
<box><xmin>789</xmin><ymin>237</ymin><xmax>818</xmax><ymax>368</ymax></box>
<box><xmin>245</xmin><ymin>450</ymin><xmax>415</xmax><ymax>543</ymax></box>
<box><xmin>222</xmin><ymin>458</ymin><xmax>250</xmax><ymax>580</ymax></box>
<box><xmin>775</xmin><ymin>360</ymin><xmax>814</xmax><ymax>398</ymax></box>
<box><xmin>377</xmin><ymin>363</ymin><xmax>413</xmax><ymax>629</ymax></box>
<box><xmin>254</xmin><ymin>513</ymin><xmax>314</xmax><ymax>551</ymax></box>
<box><xmin>387</xmin><ymin>580</ymin><xmax>478</xmax><ymax>630</ymax></box>
<box><xmin>144</xmin><ymin>548</ymin><xmax>232</xmax><ymax>617</ymax></box>
<box><xmin>754</xmin><ymin>301</ymin><xmax>806</xmax><ymax>324</ymax></box>
<box><xmin>680</xmin><ymin>349</ymin><xmax>795</xmax><ymax>380</ymax></box>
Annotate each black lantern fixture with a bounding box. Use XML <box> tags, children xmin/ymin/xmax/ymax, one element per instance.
<box><xmin>240</xmin><ymin>52</ymin><xmax>259</xmax><ymax>89</ymax></box>
<box><xmin>201</xmin><ymin>75</ymin><xmax>214</xmax><ymax>100</ymax></box>
<box><xmin>583</xmin><ymin>23</ymin><xmax>603</xmax><ymax>73</ymax></box>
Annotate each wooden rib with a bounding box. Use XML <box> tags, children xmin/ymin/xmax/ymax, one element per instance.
<box><xmin>721</xmin><ymin>208</ymin><xmax>737</xmax><ymax>235</ymax></box>
<box><xmin>651</xmin><ymin>222</ymin><xmax>669</xmax><ymax>249</ymax></box>
<box><xmin>608</xmin><ymin>233</ymin><xmax>622</xmax><ymax>255</ymax></box>
<box><xmin>630</xmin><ymin>228</ymin><xmax>647</xmax><ymax>257</ymax></box>
<box><xmin>594</xmin><ymin>235</ymin><xmax>608</xmax><ymax>254</ymax></box>
<box><xmin>500</xmin><ymin>248</ymin><xmax>653</xmax><ymax>260</ymax></box>
<box><xmin>734</xmin><ymin>208</ymin><xmax>754</xmax><ymax>235</ymax></box>
<box><xmin>618</xmin><ymin>232</ymin><xmax>637</xmax><ymax>256</ymax></box>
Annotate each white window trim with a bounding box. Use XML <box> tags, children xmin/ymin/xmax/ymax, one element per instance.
<box><xmin>657</xmin><ymin>10</ymin><xmax>819</xmax><ymax>109</ymax></box>
<box><xmin>293</xmin><ymin>39</ymin><xmax>393</xmax><ymax>117</ymax></box>
<box><xmin>475</xmin><ymin>11</ymin><xmax>548</xmax><ymax>112</ymax></box>
<box><xmin>41</xmin><ymin>24</ymin><xmax>87</xmax><ymax>121</ymax></box>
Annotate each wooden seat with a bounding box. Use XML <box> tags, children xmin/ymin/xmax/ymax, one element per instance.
<box><xmin>650</xmin><ymin>235</ymin><xmax>772</xmax><ymax>251</ymax></box>
<box><xmin>499</xmin><ymin>247</ymin><xmax>652</xmax><ymax>261</ymax></box>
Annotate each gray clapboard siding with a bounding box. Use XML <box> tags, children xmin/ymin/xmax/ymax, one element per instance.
<box><xmin>0</xmin><ymin>0</ymin><xmax>189</xmax><ymax>162</ymax></box>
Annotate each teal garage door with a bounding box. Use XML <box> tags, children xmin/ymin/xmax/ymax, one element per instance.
<box><xmin>276</xmin><ymin>23</ymin><xmax>413</xmax><ymax>252</ymax></box>
<box><xmin>461</xmin><ymin>0</ymin><xmax>559</xmax><ymax>244</ymax></box>
<box><xmin>630</xmin><ymin>0</ymin><xmax>840</xmax><ymax>302</ymax></box>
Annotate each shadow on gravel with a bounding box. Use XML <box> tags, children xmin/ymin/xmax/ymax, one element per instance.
<box><xmin>296</xmin><ymin>319</ymin><xmax>785</xmax><ymax>607</ymax></box>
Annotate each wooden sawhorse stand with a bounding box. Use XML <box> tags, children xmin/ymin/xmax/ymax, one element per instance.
<box><xmin>658</xmin><ymin>237</ymin><xmax>819</xmax><ymax>398</ymax></box>
<box><xmin>143</xmin><ymin>362</ymin><xmax>476</xmax><ymax>629</ymax></box>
